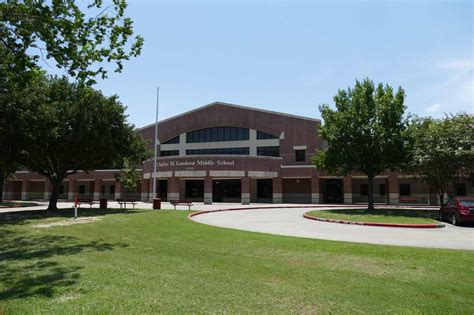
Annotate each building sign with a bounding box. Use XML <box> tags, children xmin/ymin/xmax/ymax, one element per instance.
<box><xmin>158</xmin><ymin>159</ymin><xmax>236</xmax><ymax>168</ymax></box>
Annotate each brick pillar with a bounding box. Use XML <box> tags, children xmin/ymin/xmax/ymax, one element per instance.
<box><xmin>21</xmin><ymin>180</ymin><xmax>29</xmax><ymax>201</ymax></box>
<box><xmin>204</xmin><ymin>177</ymin><xmax>213</xmax><ymax>204</ymax></box>
<box><xmin>43</xmin><ymin>180</ymin><xmax>51</xmax><ymax>201</ymax></box>
<box><xmin>272</xmin><ymin>177</ymin><xmax>282</xmax><ymax>203</ymax></box>
<box><xmin>241</xmin><ymin>177</ymin><xmax>250</xmax><ymax>205</ymax></box>
<box><xmin>343</xmin><ymin>176</ymin><xmax>352</xmax><ymax>204</ymax></box>
<box><xmin>93</xmin><ymin>179</ymin><xmax>101</xmax><ymax>201</ymax></box>
<box><xmin>311</xmin><ymin>174</ymin><xmax>320</xmax><ymax>204</ymax></box>
<box><xmin>168</xmin><ymin>177</ymin><xmax>180</xmax><ymax>201</ymax></box>
<box><xmin>428</xmin><ymin>184</ymin><xmax>439</xmax><ymax>206</ymax></box>
<box><xmin>67</xmin><ymin>179</ymin><xmax>76</xmax><ymax>201</ymax></box>
<box><xmin>141</xmin><ymin>179</ymin><xmax>149</xmax><ymax>202</ymax></box>
<box><xmin>115</xmin><ymin>181</ymin><xmax>121</xmax><ymax>200</ymax></box>
<box><xmin>388</xmin><ymin>174</ymin><xmax>399</xmax><ymax>205</ymax></box>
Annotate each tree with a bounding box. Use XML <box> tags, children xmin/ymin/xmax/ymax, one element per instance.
<box><xmin>314</xmin><ymin>78</ymin><xmax>409</xmax><ymax>210</ymax></box>
<box><xmin>406</xmin><ymin>114</ymin><xmax>474</xmax><ymax>205</ymax></box>
<box><xmin>0</xmin><ymin>0</ymin><xmax>144</xmax><ymax>83</ymax></box>
<box><xmin>19</xmin><ymin>75</ymin><xmax>148</xmax><ymax>210</ymax></box>
<box><xmin>115</xmin><ymin>162</ymin><xmax>140</xmax><ymax>210</ymax></box>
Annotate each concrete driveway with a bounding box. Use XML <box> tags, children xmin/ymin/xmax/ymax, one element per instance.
<box><xmin>191</xmin><ymin>206</ymin><xmax>474</xmax><ymax>250</ymax></box>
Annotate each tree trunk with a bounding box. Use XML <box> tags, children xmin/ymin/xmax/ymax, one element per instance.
<box><xmin>47</xmin><ymin>180</ymin><xmax>61</xmax><ymax>211</ymax></box>
<box><xmin>367</xmin><ymin>176</ymin><xmax>375</xmax><ymax>211</ymax></box>
<box><xmin>438</xmin><ymin>192</ymin><xmax>445</xmax><ymax>206</ymax></box>
<box><xmin>0</xmin><ymin>175</ymin><xmax>5</xmax><ymax>203</ymax></box>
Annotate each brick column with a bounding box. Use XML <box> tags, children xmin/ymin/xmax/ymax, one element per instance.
<box><xmin>343</xmin><ymin>176</ymin><xmax>352</xmax><ymax>204</ymax></box>
<box><xmin>43</xmin><ymin>180</ymin><xmax>51</xmax><ymax>201</ymax></box>
<box><xmin>388</xmin><ymin>174</ymin><xmax>399</xmax><ymax>205</ymax></box>
<box><xmin>114</xmin><ymin>181</ymin><xmax>121</xmax><ymax>200</ymax></box>
<box><xmin>67</xmin><ymin>179</ymin><xmax>76</xmax><ymax>201</ymax></box>
<box><xmin>311</xmin><ymin>174</ymin><xmax>320</xmax><ymax>204</ymax></box>
<box><xmin>241</xmin><ymin>177</ymin><xmax>250</xmax><ymax>205</ymax></box>
<box><xmin>204</xmin><ymin>177</ymin><xmax>212</xmax><ymax>204</ymax></box>
<box><xmin>428</xmin><ymin>184</ymin><xmax>439</xmax><ymax>206</ymax></box>
<box><xmin>141</xmin><ymin>179</ymin><xmax>149</xmax><ymax>202</ymax></box>
<box><xmin>272</xmin><ymin>177</ymin><xmax>282</xmax><ymax>203</ymax></box>
<box><xmin>168</xmin><ymin>177</ymin><xmax>180</xmax><ymax>201</ymax></box>
<box><xmin>21</xmin><ymin>180</ymin><xmax>29</xmax><ymax>201</ymax></box>
<box><xmin>93</xmin><ymin>179</ymin><xmax>101</xmax><ymax>200</ymax></box>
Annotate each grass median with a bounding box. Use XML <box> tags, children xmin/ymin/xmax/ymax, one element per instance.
<box><xmin>0</xmin><ymin>209</ymin><xmax>472</xmax><ymax>314</ymax></box>
<box><xmin>306</xmin><ymin>208</ymin><xmax>439</xmax><ymax>224</ymax></box>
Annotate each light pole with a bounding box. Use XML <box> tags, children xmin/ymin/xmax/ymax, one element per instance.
<box><xmin>152</xmin><ymin>86</ymin><xmax>159</xmax><ymax>200</ymax></box>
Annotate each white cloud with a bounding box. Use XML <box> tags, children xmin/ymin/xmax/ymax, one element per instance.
<box><xmin>425</xmin><ymin>103</ymin><xmax>441</xmax><ymax>113</ymax></box>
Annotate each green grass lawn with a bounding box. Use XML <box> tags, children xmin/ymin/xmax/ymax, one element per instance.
<box><xmin>306</xmin><ymin>208</ymin><xmax>440</xmax><ymax>224</ymax></box>
<box><xmin>0</xmin><ymin>208</ymin><xmax>472</xmax><ymax>314</ymax></box>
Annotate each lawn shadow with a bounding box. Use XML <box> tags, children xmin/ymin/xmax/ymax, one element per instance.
<box><xmin>0</xmin><ymin>207</ymin><xmax>147</xmax><ymax>226</ymax></box>
<box><xmin>0</xmin><ymin>228</ymin><xmax>128</xmax><ymax>301</ymax></box>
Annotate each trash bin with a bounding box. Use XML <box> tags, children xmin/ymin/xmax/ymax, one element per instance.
<box><xmin>100</xmin><ymin>198</ymin><xmax>108</xmax><ymax>209</ymax></box>
<box><xmin>153</xmin><ymin>198</ymin><xmax>161</xmax><ymax>210</ymax></box>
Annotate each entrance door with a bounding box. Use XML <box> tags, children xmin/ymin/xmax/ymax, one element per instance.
<box><xmin>325</xmin><ymin>179</ymin><xmax>343</xmax><ymax>203</ymax></box>
<box><xmin>158</xmin><ymin>180</ymin><xmax>168</xmax><ymax>201</ymax></box>
<box><xmin>213</xmin><ymin>180</ymin><xmax>241</xmax><ymax>203</ymax></box>
<box><xmin>185</xmin><ymin>180</ymin><xmax>204</xmax><ymax>202</ymax></box>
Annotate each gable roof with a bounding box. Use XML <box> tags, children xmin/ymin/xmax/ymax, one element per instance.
<box><xmin>138</xmin><ymin>101</ymin><xmax>320</xmax><ymax>131</ymax></box>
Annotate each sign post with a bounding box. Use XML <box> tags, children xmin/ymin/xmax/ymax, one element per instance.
<box><xmin>74</xmin><ymin>196</ymin><xmax>78</xmax><ymax>219</ymax></box>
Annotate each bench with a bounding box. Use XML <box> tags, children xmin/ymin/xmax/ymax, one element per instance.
<box><xmin>76</xmin><ymin>198</ymin><xmax>97</xmax><ymax>208</ymax></box>
<box><xmin>399</xmin><ymin>196</ymin><xmax>418</xmax><ymax>203</ymax></box>
<box><xmin>116</xmin><ymin>198</ymin><xmax>138</xmax><ymax>209</ymax></box>
<box><xmin>170</xmin><ymin>200</ymin><xmax>193</xmax><ymax>210</ymax></box>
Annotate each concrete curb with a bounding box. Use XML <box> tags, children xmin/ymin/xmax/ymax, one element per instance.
<box><xmin>302</xmin><ymin>212</ymin><xmax>445</xmax><ymax>229</ymax></box>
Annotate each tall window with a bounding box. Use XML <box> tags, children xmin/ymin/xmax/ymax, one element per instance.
<box><xmin>160</xmin><ymin>150</ymin><xmax>179</xmax><ymax>157</ymax></box>
<box><xmin>79</xmin><ymin>185</ymin><xmax>85</xmax><ymax>195</ymax></box>
<box><xmin>186</xmin><ymin>127</ymin><xmax>249</xmax><ymax>143</ymax></box>
<box><xmin>257</xmin><ymin>146</ymin><xmax>279</xmax><ymax>157</ymax></box>
<box><xmin>163</xmin><ymin>136</ymin><xmax>179</xmax><ymax>144</ymax></box>
<box><xmin>360</xmin><ymin>184</ymin><xmax>368</xmax><ymax>196</ymax></box>
<box><xmin>257</xmin><ymin>131</ymin><xmax>278</xmax><ymax>139</ymax></box>
<box><xmin>186</xmin><ymin>147</ymin><xmax>250</xmax><ymax>155</ymax></box>
<box><xmin>295</xmin><ymin>149</ymin><xmax>306</xmax><ymax>162</ymax></box>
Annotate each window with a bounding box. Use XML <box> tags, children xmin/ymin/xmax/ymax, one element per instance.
<box><xmin>295</xmin><ymin>149</ymin><xmax>306</xmax><ymax>162</ymax></box>
<box><xmin>186</xmin><ymin>147</ymin><xmax>249</xmax><ymax>155</ymax></box>
<box><xmin>456</xmin><ymin>183</ymin><xmax>466</xmax><ymax>196</ymax></box>
<box><xmin>101</xmin><ymin>185</ymin><xmax>105</xmax><ymax>195</ymax></box>
<box><xmin>160</xmin><ymin>150</ymin><xmax>179</xmax><ymax>157</ymax></box>
<box><xmin>186</xmin><ymin>127</ymin><xmax>249</xmax><ymax>143</ymax></box>
<box><xmin>163</xmin><ymin>136</ymin><xmax>179</xmax><ymax>144</ymax></box>
<box><xmin>360</xmin><ymin>184</ymin><xmax>368</xmax><ymax>196</ymax></box>
<box><xmin>110</xmin><ymin>185</ymin><xmax>115</xmax><ymax>195</ymax></box>
<box><xmin>379</xmin><ymin>184</ymin><xmax>386</xmax><ymax>196</ymax></box>
<box><xmin>257</xmin><ymin>131</ymin><xmax>278</xmax><ymax>139</ymax></box>
<box><xmin>399</xmin><ymin>184</ymin><xmax>411</xmax><ymax>196</ymax></box>
<box><xmin>79</xmin><ymin>185</ymin><xmax>85</xmax><ymax>195</ymax></box>
<box><xmin>59</xmin><ymin>185</ymin><xmax>64</xmax><ymax>195</ymax></box>
<box><xmin>257</xmin><ymin>146</ymin><xmax>280</xmax><ymax>157</ymax></box>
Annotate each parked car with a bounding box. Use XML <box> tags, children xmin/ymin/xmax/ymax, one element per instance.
<box><xmin>439</xmin><ymin>196</ymin><xmax>474</xmax><ymax>226</ymax></box>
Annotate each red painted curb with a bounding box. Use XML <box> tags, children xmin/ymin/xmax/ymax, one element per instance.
<box><xmin>302</xmin><ymin>213</ymin><xmax>445</xmax><ymax>229</ymax></box>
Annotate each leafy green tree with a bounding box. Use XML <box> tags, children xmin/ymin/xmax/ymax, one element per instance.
<box><xmin>115</xmin><ymin>162</ymin><xmax>141</xmax><ymax>209</ymax></box>
<box><xmin>406</xmin><ymin>114</ymin><xmax>474</xmax><ymax>205</ymax></box>
<box><xmin>18</xmin><ymin>76</ymin><xmax>148</xmax><ymax>210</ymax></box>
<box><xmin>0</xmin><ymin>0</ymin><xmax>143</xmax><ymax>83</ymax></box>
<box><xmin>314</xmin><ymin>78</ymin><xmax>409</xmax><ymax>210</ymax></box>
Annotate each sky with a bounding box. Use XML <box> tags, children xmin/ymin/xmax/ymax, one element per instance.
<box><xmin>70</xmin><ymin>0</ymin><xmax>473</xmax><ymax>127</ymax></box>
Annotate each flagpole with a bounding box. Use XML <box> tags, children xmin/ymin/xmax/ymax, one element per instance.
<box><xmin>152</xmin><ymin>86</ymin><xmax>159</xmax><ymax>200</ymax></box>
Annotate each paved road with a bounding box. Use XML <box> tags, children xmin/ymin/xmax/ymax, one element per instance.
<box><xmin>192</xmin><ymin>207</ymin><xmax>474</xmax><ymax>250</ymax></box>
